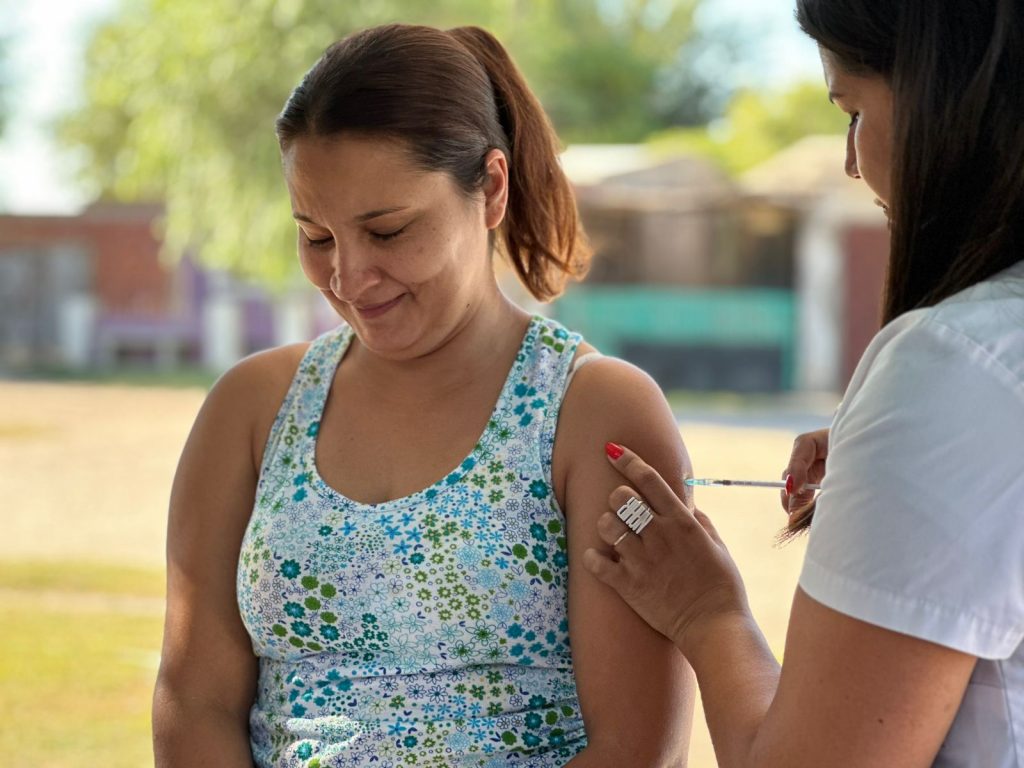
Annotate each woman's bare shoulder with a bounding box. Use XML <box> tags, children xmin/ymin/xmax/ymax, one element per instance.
<box><xmin>201</xmin><ymin>342</ymin><xmax>312</xmax><ymax>468</ymax></box>
<box><xmin>554</xmin><ymin>347</ymin><xmax>690</xmax><ymax>497</ymax></box>
<box><xmin>565</xmin><ymin>346</ymin><xmax>670</xmax><ymax>422</ymax></box>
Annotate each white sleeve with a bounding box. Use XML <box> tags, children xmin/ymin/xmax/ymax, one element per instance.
<box><xmin>798</xmin><ymin>318</ymin><xmax>1024</xmax><ymax>659</ymax></box>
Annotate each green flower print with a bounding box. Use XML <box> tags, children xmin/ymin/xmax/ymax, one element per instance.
<box><xmin>236</xmin><ymin>316</ymin><xmax>587</xmax><ymax>766</ymax></box>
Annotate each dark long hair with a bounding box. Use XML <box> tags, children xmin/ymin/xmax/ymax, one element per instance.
<box><xmin>275</xmin><ymin>24</ymin><xmax>590</xmax><ymax>302</ymax></box>
<box><xmin>786</xmin><ymin>0</ymin><xmax>1024</xmax><ymax>537</ymax></box>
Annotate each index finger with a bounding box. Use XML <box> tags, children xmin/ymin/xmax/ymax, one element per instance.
<box><xmin>604</xmin><ymin>442</ymin><xmax>691</xmax><ymax>519</ymax></box>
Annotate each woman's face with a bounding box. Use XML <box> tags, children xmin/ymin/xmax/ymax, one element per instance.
<box><xmin>283</xmin><ymin>135</ymin><xmax>508</xmax><ymax>359</ymax></box>
<box><xmin>820</xmin><ymin>47</ymin><xmax>895</xmax><ymax>215</ymax></box>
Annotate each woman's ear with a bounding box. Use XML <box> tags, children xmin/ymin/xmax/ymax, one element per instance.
<box><xmin>481</xmin><ymin>148</ymin><xmax>509</xmax><ymax>230</ymax></box>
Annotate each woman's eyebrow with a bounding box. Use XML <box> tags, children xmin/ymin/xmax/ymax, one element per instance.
<box><xmin>291</xmin><ymin>207</ymin><xmax>410</xmax><ymax>224</ymax></box>
<box><xmin>355</xmin><ymin>206</ymin><xmax>409</xmax><ymax>223</ymax></box>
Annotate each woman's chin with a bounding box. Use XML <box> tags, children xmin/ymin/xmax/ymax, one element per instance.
<box><xmin>348</xmin><ymin>323</ymin><xmax>424</xmax><ymax>361</ymax></box>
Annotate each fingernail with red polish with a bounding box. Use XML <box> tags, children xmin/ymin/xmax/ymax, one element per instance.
<box><xmin>785</xmin><ymin>474</ymin><xmax>795</xmax><ymax>495</ymax></box>
<box><xmin>605</xmin><ymin>442</ymin><xmax>624</xmax><ymax>460</ymax></box>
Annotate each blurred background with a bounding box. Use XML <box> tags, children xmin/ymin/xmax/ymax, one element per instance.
<box><xmin>0</xmin><ymin>0</ymin><xmax>885</xmax><ymax>765</ymax></box>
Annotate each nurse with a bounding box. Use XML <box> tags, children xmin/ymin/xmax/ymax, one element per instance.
<box><xmin>585</xmin><ymin>0</ymin><xmax>1024</xmax><ymax>765</ymax></box>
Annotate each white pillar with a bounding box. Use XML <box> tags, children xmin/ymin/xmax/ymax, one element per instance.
<box><xmin>795</xmin><ymin>199</ymin><xmax>843</xmax><ymax>392</ymax></box>
<box><xmin>57</xmin><ymin>293</ymin><xmax>97</xmax><ymax>369</ymax></box>
<box><xmin>202</xmin><ymin>276</ymin><xmax>244</xmax><ymax>371</ymax></box>
<box><xmin>274</xmin><ymin>292</ymin><xmax>313</xmax><ymax>346</ymax></box>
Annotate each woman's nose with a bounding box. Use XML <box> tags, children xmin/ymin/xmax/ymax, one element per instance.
<box><xmin>329</xmin><ymin>272</ymin><xmax>344</xmax><ymax>299</ymax></box>
<box><xmin>328</xmin><ymin>249</ymin><xmax>380</xmax><ymax>301</ymax></box>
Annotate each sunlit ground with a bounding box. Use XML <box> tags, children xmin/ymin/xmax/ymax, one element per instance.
<box><xmin>0</xmin><ymin>380</ymin><xmax>826</xmax><ymax>767</ymax></box>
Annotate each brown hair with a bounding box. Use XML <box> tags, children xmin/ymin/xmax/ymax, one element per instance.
<box><xmin>784</xmin><ymin>0</ymin><xmax>1024</xmax><ymax>538</ymax></box>
<box><xmin>275</xmin><ymin>23</ymin><xmax>590</xmax><ymax>301</ymax></box>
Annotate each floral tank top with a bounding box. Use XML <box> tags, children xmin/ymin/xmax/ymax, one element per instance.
<box><xmin>237</xmin><ymin>315</ymin><xmax>588</xmax><ymax>767</ymax></box>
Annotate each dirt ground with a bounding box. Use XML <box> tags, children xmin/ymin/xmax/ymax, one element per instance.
<box><xmin>0</xmin><ymin>379</ymin><xmax>817</xmax><ymax>767</ymax></box>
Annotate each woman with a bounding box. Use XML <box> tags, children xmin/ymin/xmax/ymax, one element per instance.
<box><xmin>586</xmin><ymin>1</ymin><xmax>1024</xmax><ymax>766</ymax></box>
<box><xmin>152</xmin><ymin>23</ymin><xmax>694</xmax><ymax>768</ymax></box>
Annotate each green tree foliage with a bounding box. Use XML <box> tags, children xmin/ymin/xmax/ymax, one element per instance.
<box><xmin>523</xmin><ymin>0</ymin><xmax>703</xmax><ymax>142</ymax></box>
<box><xmin>648</xmin><ymin>81</ymin><xmax>849</xmax><ymax>174</ymax></box>
<box><xmin>61</xmin><ymin>0</ymin><xmax>712</xmax><ymax>284</ymax></box>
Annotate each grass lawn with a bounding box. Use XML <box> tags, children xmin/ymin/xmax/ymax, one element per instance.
<box><xmin>11</xmin><ymin>366</ymin><xmax>219</xmax><ymax>390</ymax></box>
<box><xmin>0</xmin><ymin>561</ymin><xmax>165</xmax><ymax>768</ymax></box>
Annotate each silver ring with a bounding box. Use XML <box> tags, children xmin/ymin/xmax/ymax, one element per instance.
<box><xmin>612</xmin><ymin>531</ymin><xmax>629</xmax><ymax>547</ymax></box>
<box><xmin>616</xmin><ymin>496</ymin><xmax>654</xmax><ymax>536</ymax></box>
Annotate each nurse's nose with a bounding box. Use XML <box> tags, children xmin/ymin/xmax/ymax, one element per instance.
<box><xmin>845</xmin><ymin>128</ymin><xmax>861</xmax><ymax>179</ymax></box>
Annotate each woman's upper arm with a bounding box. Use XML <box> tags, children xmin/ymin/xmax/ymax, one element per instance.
<box><xmin>753</xmin><ymin>587</ymin><xmax>976</xmax><ymax>768</ymax></box>
<box><xmin>156</xmin><ymin>346</ymin><xmax>304</xmax><ymax>717</ymax></box>
<box><xmin>555</xmin><ymin>357</ymin><xmax>696</xmax><ymax>765</ymax></box>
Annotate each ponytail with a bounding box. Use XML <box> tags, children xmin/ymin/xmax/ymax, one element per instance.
<box><xmin>447</xmin><ymin>26</ymin><xmax>590</xmax><ymax>301</ymax></box>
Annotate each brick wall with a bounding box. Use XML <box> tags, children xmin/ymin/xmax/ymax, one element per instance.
<box><xmin>0</xmin><ymin>203</ymin><xmax>170</xmax><ymax>314</ymax></box>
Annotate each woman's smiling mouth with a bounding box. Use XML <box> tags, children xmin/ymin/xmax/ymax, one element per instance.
<box><xmin>355</xmin><ymin>294</ymin><xmax>406</xmax><ymax>319</ymax></box>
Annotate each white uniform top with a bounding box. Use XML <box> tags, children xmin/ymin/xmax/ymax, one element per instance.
<box><xmin>799</xmin><ymin>259</ymin><xmax>1024</xmax><ymax>767</ymax></box>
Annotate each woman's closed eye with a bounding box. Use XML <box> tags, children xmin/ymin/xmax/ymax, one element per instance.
<box><xmin>304</xmin><ymin>233</ymin><xmax>333</xmax><ymax>248</ymax></box>
<box><xmin>301</xmin><ymin>224</ymin><xmax>408</xmax><ymax>247</ymax></box>
<box><xmin>370</xmin><ymin>226</ymin><xmax>407</xmax><ymax>243</ymax></box>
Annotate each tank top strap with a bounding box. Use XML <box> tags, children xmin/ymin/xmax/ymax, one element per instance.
<box><xmin>563</xmin><ymin>351</ymin><xmax>604</xmax><ymax>393</ymax></box>
<box><xmin>257</xmin><ymin>324</ymin><xmax>354</xmax><ymax>486</ymax></box>
<box><xmin>495</xmin><ymin>316</ymin><xmax>584</xmax><ymax>508</ymax></box>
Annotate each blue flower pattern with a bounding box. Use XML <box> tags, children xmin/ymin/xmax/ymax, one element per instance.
<box><xmin>237</xmin><ymin>316</ymin><xmax>587</xmax><ymax>766</ymax></box>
